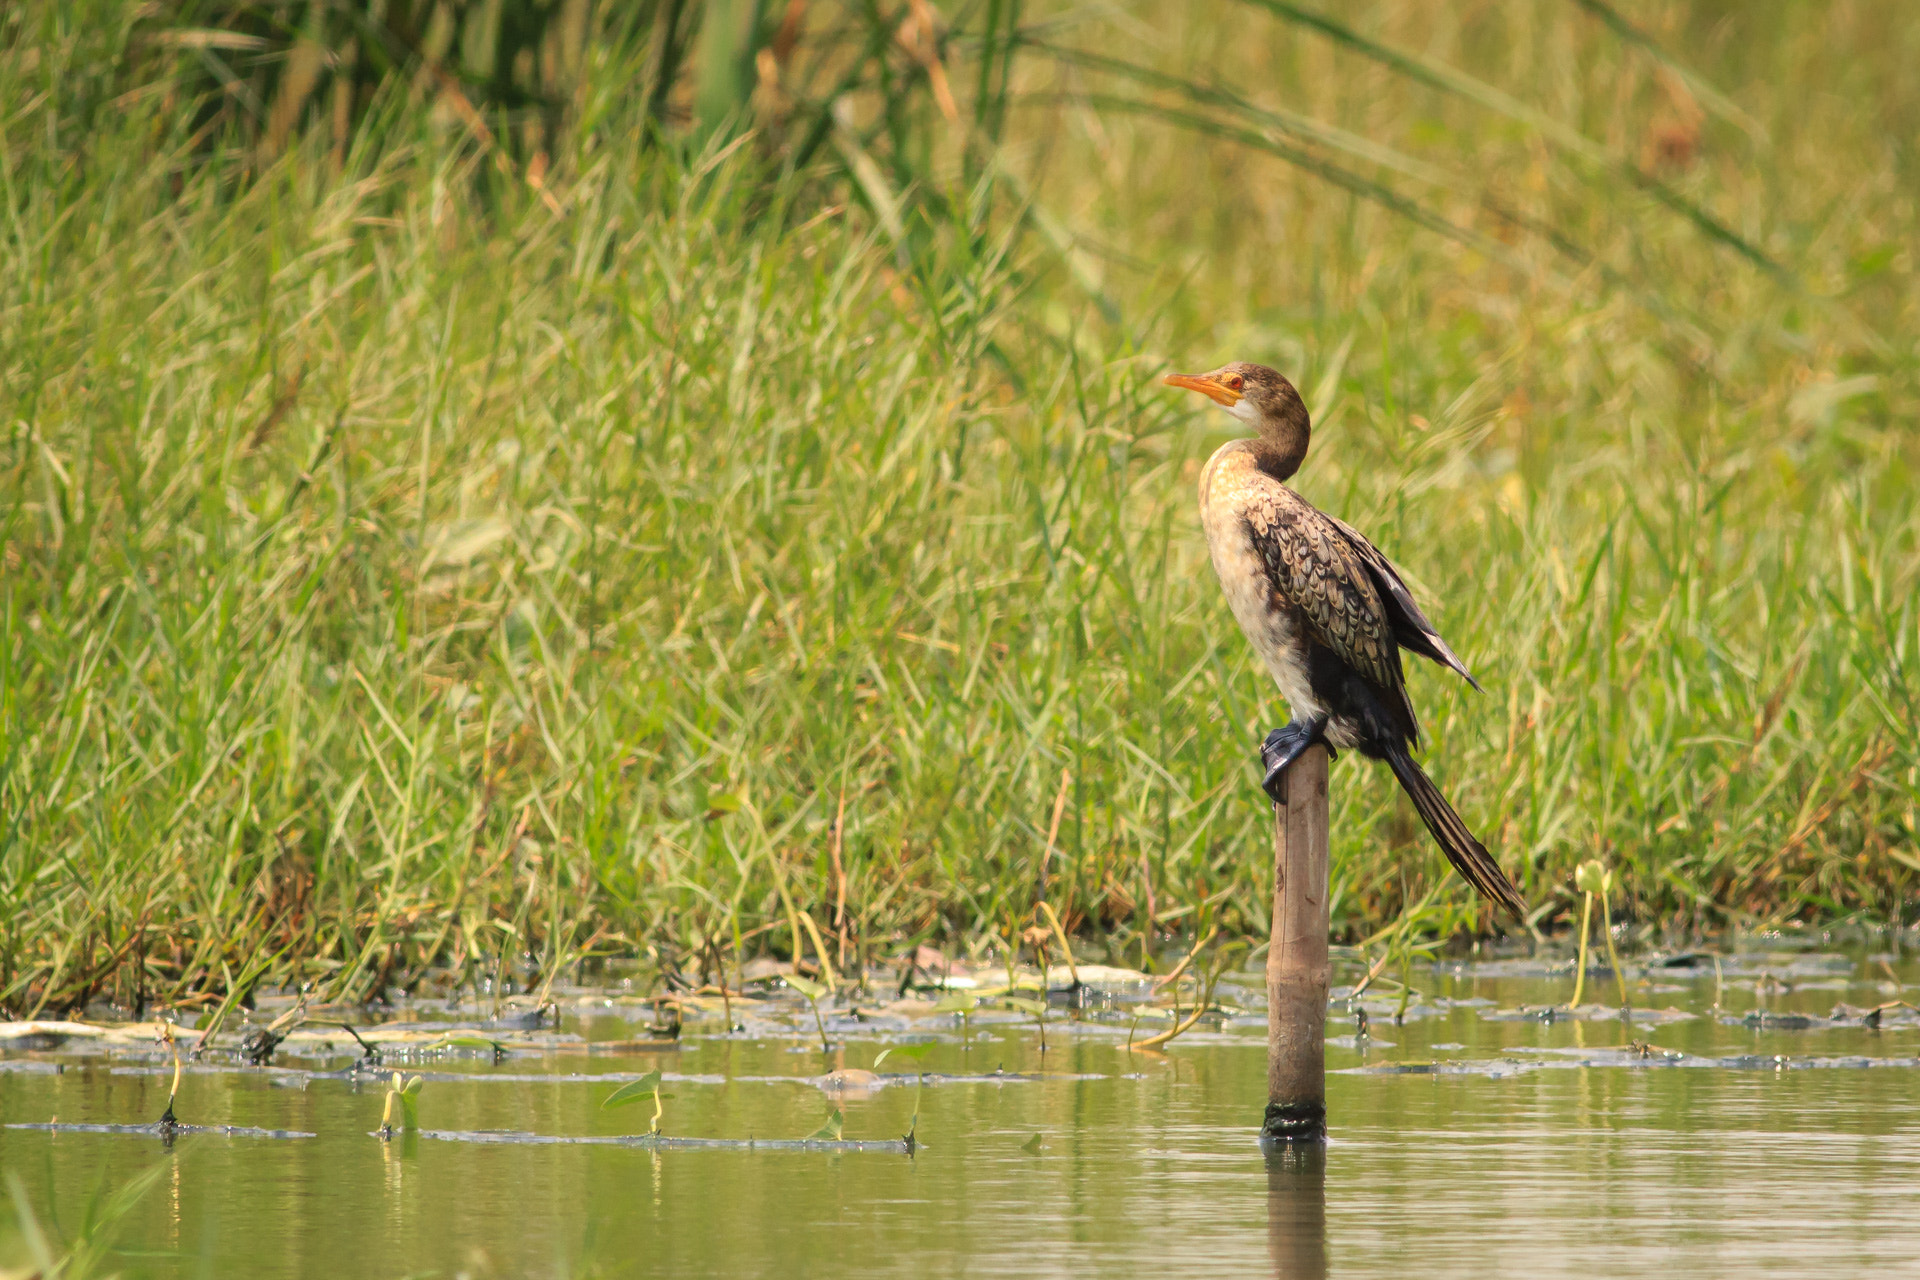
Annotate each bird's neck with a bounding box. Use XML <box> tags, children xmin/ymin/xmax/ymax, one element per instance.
<box><xmin>1251</xmin><ymin>409</ymin><xmax>1311</xmax><ymax>481</ymax></box>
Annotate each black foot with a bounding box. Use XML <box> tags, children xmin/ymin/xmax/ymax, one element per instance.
<box><xmin>1261</xmin><ymin>715</ymin><xmax>1336</xmax><ymax>803</ymax></box>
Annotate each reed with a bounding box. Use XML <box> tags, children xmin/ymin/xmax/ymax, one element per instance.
<box><xmin>1</xmin><ymin>0</ymin><xmax>1915</xmax><ymax>1015</ymax></box>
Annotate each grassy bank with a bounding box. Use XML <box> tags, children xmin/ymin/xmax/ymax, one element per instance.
<box><xmin>3</xmin><ymin>1</ymin><xmax>1917</xmax><ymax>1014</ymax></box>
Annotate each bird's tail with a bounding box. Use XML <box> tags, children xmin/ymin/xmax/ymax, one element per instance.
<box><xmin>1383</xmin><ymin>743</ymin><xmax>1528</xmax><ymax>922</ymax></box>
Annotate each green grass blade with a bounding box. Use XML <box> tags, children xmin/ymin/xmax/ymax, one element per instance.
<box><xmin>1239</xmin><ymin>0</ymin><xmax>1788</xmax><ymax>277</ymax></box>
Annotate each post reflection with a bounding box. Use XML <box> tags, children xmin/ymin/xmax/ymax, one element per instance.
<box><xmin>1264</xmin><ymin>1141</ymin><xmax>1328</xmax><ymax>1280</ymax></box>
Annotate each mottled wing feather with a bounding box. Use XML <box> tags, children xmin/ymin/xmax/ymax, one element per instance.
<box><xmin>1240</xmin><ymin>486</ymin><xmax>1402</xmax><ymax>697</ymax></box>
<box><xmin>1326</xmin><ymin>513</ymin><xmax>1481</xmax><ymax>691</ymax></box>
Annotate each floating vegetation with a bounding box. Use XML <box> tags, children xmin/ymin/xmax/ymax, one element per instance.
<box><xmin>409</xmin><ymin>1130</ymin><xmax>912</xmax><ymax>1154</ymax></box>
<box><xmin>7</xmin><ymin>1121</ymin><xmax>317</xmax><ymax>1140</ymax></box>
<box><xmin>602</xmin><ymin>1069</ymin><xmax>670</xmax><ymax>1136</ymax></box>
<box><xmin>1479</xmin><ymin>1004</ymin><xmax>1697</xmax><ymax>1025</ymax></box>
<box><xmin>155</xmin><ymin>1032</ymin><xmax>183</xmax><ymax>1134</ymax></box>
<box><xmin>1000</xmin><ymin>997</ymin><xmax>1051</xmax><ymax>1054</ymax></box>
<box><xmin>4</xmin><ymin>943</ymin><xmax>1915</xmax><ymax>1167</ymax></box>
<box><xmin>805</xmin><ymin>1109</ymin><xmax>845</xmax><ymax>1142</ymax></box>
<box><xmin>784</xmin><ymin>976</ymin><xmax>835</xmax><ymax>1054</ymax></box>
<box><xmin>1129</xmin><ymin>935</ymin><xmax>1245</xmax><ymax>1051</ymax></box>
<box><xmin>929</xmin><ymin>991</ymin><xmax>981</xmax><ymax>1046</ymax></box>
<box><xmin>0</xmin><ymin>1019</ymin><xmax>518</xmax><ymax>1064</ymax></box>
<box><xmin>376</xmin><ymin>1073</ymin><xmax>424</xmax><ymax>1140</ymax></box>
<box><xmin>871</xmin><ymin>1039</ymin><xmax>939</xmax><ymax>1147</ymax></box>
<box><xmin>1569</xmin><ymin>861</ymin><xmax>1631</xmax><ymax>1010</ymax></box>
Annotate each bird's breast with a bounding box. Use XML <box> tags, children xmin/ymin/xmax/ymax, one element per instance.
<box><xmin>1199</xmin><ymin>443</ymin><xmax>1320</xmax><ymax>718</ymax></box>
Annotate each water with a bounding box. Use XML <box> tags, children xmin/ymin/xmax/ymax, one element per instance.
<box><xmin>5</xmin><ymin>943</ymin><xmax>1920</xmax><ymax>1278</ymax></box>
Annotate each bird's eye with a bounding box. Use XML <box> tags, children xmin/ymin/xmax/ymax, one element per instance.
<box><xmin>1225</xmin><ymin>375</ymin><xmax>1244</xmax><ymax>391</ymax></box>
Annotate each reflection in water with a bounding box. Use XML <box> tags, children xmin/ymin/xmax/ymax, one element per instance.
<box><xmin>1265</xmin><ymin>1141</ymin><xmax>1327</xmax><ymax>1280</ymax></box>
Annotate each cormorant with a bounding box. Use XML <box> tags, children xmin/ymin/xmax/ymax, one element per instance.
<box><xmin>1166</xmin><ymin>361</ymin><xmax>1527</xmax><ymax>920</ymax></box>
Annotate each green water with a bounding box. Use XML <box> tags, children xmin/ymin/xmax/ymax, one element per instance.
<box><xmin>6</xmin><ymin>946</ymin><xmax>1920</xmax><ymax>1277</ymax></box>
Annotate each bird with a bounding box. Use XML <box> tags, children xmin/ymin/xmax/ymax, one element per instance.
<box><xmin>1164</xmin><ymin>361</ymin><xmax>1528</xmax><ymax>921</ymax></box>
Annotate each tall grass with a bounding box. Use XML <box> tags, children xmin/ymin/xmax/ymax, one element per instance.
<box><xmin>2</xmin><ymin>0</ymin><xmax>1917</xmax><ymax>1015</ymax></box>
<box><xmin>1026</xmin><ymin>0</ymin><xmax>1920</xmax><ymax>935</ymax></box>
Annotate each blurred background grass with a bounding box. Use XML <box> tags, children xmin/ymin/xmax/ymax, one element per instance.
<box><xmin>1</xmin><ymin>0</ymin><xmax>1916</xmax><ymax>1013</ymax></box>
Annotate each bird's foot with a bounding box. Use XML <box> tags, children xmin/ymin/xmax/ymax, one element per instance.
<box><xmin>1260</xmin><ymin>714</ymin><xmax>1335</xmax><ymax>803</ymax></box>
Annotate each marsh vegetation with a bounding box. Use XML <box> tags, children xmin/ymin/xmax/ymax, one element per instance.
<box><xmin>1</xmin><ymin>1</ymin><xmax>1916</xmax><ymax>1018</ymax></box>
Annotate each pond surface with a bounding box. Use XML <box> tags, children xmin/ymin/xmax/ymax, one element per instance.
<box><xmin>5</xmin><ymin>941</ymin><xmax>1920</xmax><ymax>1278</ymax></box>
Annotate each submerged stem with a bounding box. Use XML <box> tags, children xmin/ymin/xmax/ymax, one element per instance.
<box><xmin>1571</xmin><ymin>892</ymin><xmax>1594</xmax><ymax>1007</ymax></box>
<box><xmin>158</xmin><ymin>1049</ymin><xmax>182</xmax><ymax>1129</ymax></box>
<box><xmin>1601</xmin><ymin>896</ymin><xmax>1630</xmax><ymax>1010</ymax></box>
<box><xmin>809</xmin><ymin>995</ymin><xmax>829</xmax><ymax>1054</ymax></box>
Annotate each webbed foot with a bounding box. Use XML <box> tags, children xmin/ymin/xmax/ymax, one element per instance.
<box><xmin>1260</xmin><ymin>714</ymin><xmax>1336</xmax><ymax>803</ymax></box>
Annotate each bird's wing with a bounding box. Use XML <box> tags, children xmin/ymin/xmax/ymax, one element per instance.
<box><xmin>1326</xmin><ymin>513</ymin><xmax>1481</xmax><ymax>691</ymax></box>
<box><xmin>1242</xmin><ymin>485</ymin><xmax>1405</xmax><ymax>700</ymax></box>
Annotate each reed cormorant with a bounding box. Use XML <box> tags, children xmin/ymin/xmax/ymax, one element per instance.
<box><xmin>1166</xmin><ymin>362</ymin><xmax>1527</xmax><ymax>920</ymax></box>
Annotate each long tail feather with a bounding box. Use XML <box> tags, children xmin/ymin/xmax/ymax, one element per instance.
<box><xmin>1384</xmin><ymin>744</ymin><xmax>1528</xmax><ymax>922</ymax></box>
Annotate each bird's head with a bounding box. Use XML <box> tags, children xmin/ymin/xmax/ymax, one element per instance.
<box><xmin>1163</xmin><ymin>361</ymin><xmax>1312</xmax><ymax>479</ymax></box>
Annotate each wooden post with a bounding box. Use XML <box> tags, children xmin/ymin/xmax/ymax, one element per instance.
<box><xmin>1263</xmin><ymin>744</ymin><xmax>1329</xmax><ymax>1143</ymax></box>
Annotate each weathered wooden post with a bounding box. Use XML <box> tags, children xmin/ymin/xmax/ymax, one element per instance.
<box><xmin>1263</xmin><ymin>744</ymin><xmax>1329</xmax><ymax>1143</ymax></box>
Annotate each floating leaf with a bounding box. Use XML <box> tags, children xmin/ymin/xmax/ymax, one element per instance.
<box><xmin>872</xmin><ymin>1042</ymin><xmax>936</xmax><ymax>1068</ymax></box>
<box><xmin>428</xmin><ymin>1035</ymin><xmax>502</xmax><ymax>1052</ymax></box>
<box><xmin>806</xmin><ymin>1108</ymin><xmax>844</xmax><ymax>1141</ymax></box>
<box><xmin>603</xmin><ymin>1070</ymin><xmax>664</xmax><ymax>1109</ymax></box>
<box><xmin>1020</xmin><ymin>1133</ymin><xmax>1045</xmax><ymax>1154</ymax></box>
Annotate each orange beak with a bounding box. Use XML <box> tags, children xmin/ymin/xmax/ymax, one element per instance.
<box><xmin>1163</xmin><ymin>372</ymin><xmax>1242</xmax><ymax>408</ymax></box>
